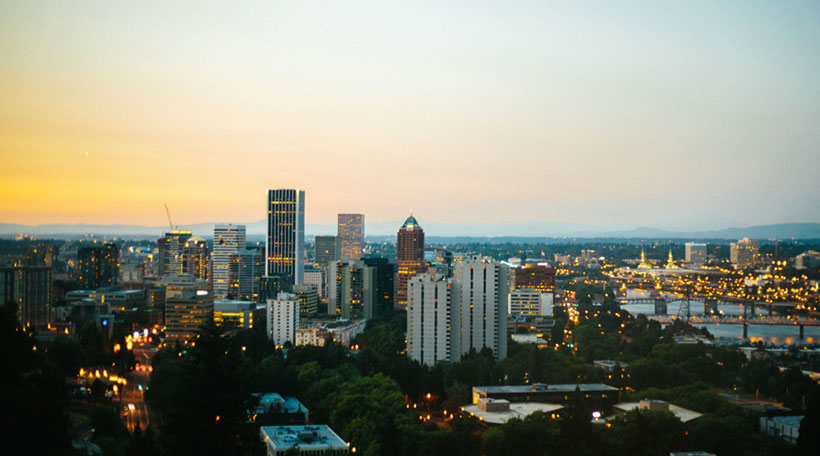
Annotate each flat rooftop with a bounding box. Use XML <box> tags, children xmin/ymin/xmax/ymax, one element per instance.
<box><xmin>253</xmin><ymin>393</ymin><xmax>308</xmax><ymax>415</ymax></box>
<box><xmin>461</xmin><ymin>402</ymin><xmax>563</xmax><ymax>425</ymax></box>
<box><xmin>613</xmin><ymin>401</ymin><xmax>702</xmax><ymax>423</ymax></box>
<box><xmin>475</xmin><ymin>383</ymin><xmax>619</xmax><ymax>394</ymax></box>
<box><xmin>260</xmin><ymin>425</ymin><xmax>347</xmax><ymax>452</ymax></box>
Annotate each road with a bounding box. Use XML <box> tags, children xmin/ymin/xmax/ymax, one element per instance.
<box><xmin>121</xmin><ymin>345</ymin><xmax>158</xmax><ymax>433</ymax></box>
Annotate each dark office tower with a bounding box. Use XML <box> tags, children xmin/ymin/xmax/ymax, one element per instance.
<box><xmin>157</xmin><ymin>230</ymin><xmax>193</xmax><ymax>276</ymax></box>
<box><xmin>266</xmin><ymin>189</ymin><xmax>305</xmax><ymax>285</ymax></box>
<box><xmin>395</xmin><ymin>214</ymin><xmax>425</xmax><ymax>309</ymax></box>
<box><xmin>77</xmin><ymin>243</ymin><xmax>119</xmax><ymax>289</ymax></box>
<box><xmin>233</xmin><ymin>248</ymin><xmax>263</xmax><ymax>302</ymax></box>
<box><xmin>362</xmin><ymin>257</ymin><xmax>395</xmax><ymax>315</ymax></box>
<box><xmin>314</xmin><ymin>235</ymin><xmax>337</xmax><ymax>268</ymax></box>
<box><xmin>0</xmin><ymin>266</ymin><xmax>52</xmax><ymax>328</ymax></box>
<box><xmin>182</xmin><ymin>237</ymin><xmax>210</xmax><ymax>280</ymax></box>
<box><xmin>337</xmin><ymin>213</ymin><xmax>364</xmax><ymax>261</ymax></box>
<box><xmin>514</xmin><ymin>264</ymin><xmax>556</xmax><ymax>293</ymax></box>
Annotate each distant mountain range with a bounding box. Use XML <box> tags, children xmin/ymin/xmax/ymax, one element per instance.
<box><xmin>1</xmin><ymin>221</ymin><xmax>819</xmax><ymax>240</ymax></box>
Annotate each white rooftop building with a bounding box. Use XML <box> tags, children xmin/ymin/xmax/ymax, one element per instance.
<box><xmin>259</xmin><ymin>425</ymin><xmax>348</xmax><ymax>456</ymax></box>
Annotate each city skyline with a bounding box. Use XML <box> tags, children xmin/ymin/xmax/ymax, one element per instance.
<box><xmin>2</xmin><ymin>1</ymin><xmax>819</xmax><ymax>231</ymax></box>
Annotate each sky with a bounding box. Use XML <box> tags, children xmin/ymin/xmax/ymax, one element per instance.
<box><xmin>1</xmin><ymin>1</ymin><xmax>819</xmax><ymax>232</ymax></box>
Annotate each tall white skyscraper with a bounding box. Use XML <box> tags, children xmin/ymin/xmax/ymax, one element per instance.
<box><xmin>212</xmin><ymin>224</ymin><xmax>246</xmax><ymax>299</ymax></box>
<box><xmin>407</xmin><ymin>273</ymin><xmax>460</xmax><ymax>366</ymax></box>
<box><xmin>453</xmin><ymin>256</ymin><xmax>508</xmax><ymax>361</ymax></box>
<box><xmin>266</xmin><ymin>189</ymin><xmax>305</xmax><ymax>285</ymax></box>
<box><xmin>266</xmin><ymin>292</ymin><xmax>300</xmax><ymax>346</ymax></box>
<box><xmin>337</xmin><ymin>213</ymin><xmax>364</xmax><ymax>261</ymax></box>
<box><xmin>406</xmin><ymin>256</ymin><xmax>508</xmax><ymax>366</ymax></box>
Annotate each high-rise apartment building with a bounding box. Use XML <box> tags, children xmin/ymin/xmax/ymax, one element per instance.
<box><xmin>0</xmin><ymin>265</ymin><xmax>52</xmax><ymax>328</ymax></box>
<box><xmin>157</xmin><ymin>231</ymin><xmax>192</xmax><ymax>276</ymax></box>
<box><xmin>77</xmin><ymin>243</ymin><xmax>119</xmax><ymax>289</ymax></box>
<box><xmin>395</xmin><ymin>214</ymin><xmax>425</xmax><ymax>309</ymax></box>
<box><xmin>327</xmin><ymin>260</ymin><xmax>376</xmax><ymax>320</ymax></box>
<box><xmin>453</xmin><ymin>256</ymin><xmax>508</xmax><ymax>360</ymax></box>
<box><xmin>212</xmin><ymin>224</ymin><xmax>247</xmax><ymax>299</ymax></box>
<box><xmin>337</xmin><ymin>214</ymin><xmax>364</xmax><ymax>261</ymax></box>
<box><xmin>266</xmin><ymin>189</ymin><xmax>305</xmax><ymax>285</ymax></box>
<box><xmin>266</xmin><ymin>292</ymin><xmax>300</xmax><ymax>346</ymax></box>
<box><xmin>685</xmin><ymin>242</ymin><xmax>707</xmax><ymax>266</ymax></box>
<box><xmin>407</xmin><ymin>273</ymin><xmax>460</xmax><ymax>366</ymax></box>
<box><xmin>162</xmin><ymin>275</ymin><xmax>213</xmax><ymax>345</ymax></box>
<box><xmin>293</xmin><ymin>284</ymin><xmax>319</xmax><ymax>317</ymax></box>
<box><xmin>730</xmin><ymin>238</ymin><xmax>759</xmax><ymax>268</ymax></box>
<box><xmin>407</xmin><ymin>256</ymin><xmax>508</xmax><ymax>366</ymax></box>
<box><xmin>314</xmin><ymin>235</ymin><xmax>337</xmax><ymax>268</ymax></box>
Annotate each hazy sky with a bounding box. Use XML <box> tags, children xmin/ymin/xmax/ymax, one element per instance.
<box><xmin>2</xmin><ymin>1</ymin><xmax>819</xmax><ymax>231</ymax></box>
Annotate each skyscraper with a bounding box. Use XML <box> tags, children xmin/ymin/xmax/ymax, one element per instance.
<box><xmin>77</xmin><ymin>243</ymin><xmax>119</xmax><ymax>289</ymax></box>
<box><xmin>314</xmin><ymin>235</ymin><xmax>337</xmax><ymax>267</ymax></box>
<box><xmin>327</xmin><ymin>260</ymin><xmax>376</xmax><ymax>320</ymax></box>
<box><xmin>212</xmin><ymin>224</ymin><xmax>246</xmax><ymax>299</ymax></box>
<box><xmin>1</xmin><ymin>265</ymin><xmax>51</xmax><ymax>328</ymax></box>
<box><xmin>182</xmin><ymin>237</ymin><xmax>210</xmax><ymax>281</ymax></box>
<box><xmin>266</xmin><ymin>292</ymin><xmax>300</xmax><ymax>346</ymax></box>
<box><xmin>395</xmin><ymin>214</ymin><xmax>425</xmax><ymax>309</ymax></box>
<box><xmin>337</xmin><ymin>213</ymin><xmax>364</xmax><ymax>261</ymax></box>
<box><xmin>266</xmin><ymin>189</ymin><xmax>305</xmax><ymax>285</ymax></box>
<box><xmin>157</xmin><ymin>230</ymin><xmax>192</xmax><ymax>276</ymax></box>
<box><xmin>234</xmin><ymin>248</ymin><xmax>263</xmax><ymax>302</ymax></box>
<box><xmin>453</xmin><ymin>256</ymin><xmax>508</xmax><ymax>360</ymax></box>
<box><xmin>407</xmin><ymin>273</ymin><xmax>460</xmax><ymax>366</ymax></box>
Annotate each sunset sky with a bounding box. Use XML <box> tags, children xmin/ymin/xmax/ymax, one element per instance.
<box><xmin>2</xmin><ymin>1</ymin><xmax>819</xmax><ymax>231</ymax></box>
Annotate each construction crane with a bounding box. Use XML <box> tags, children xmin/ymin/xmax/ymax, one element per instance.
<box><xmin>164</xmin><ymin>203</ymin><xmax>177</xmax><ymax>231</ymax></box>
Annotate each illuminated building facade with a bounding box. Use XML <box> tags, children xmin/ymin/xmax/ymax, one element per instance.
<box><xmin>513</xmin><ymin>264</ymin><xmax>555</xmax><ymax>293</ymax></box>
<box><xmin>162</xmin><ymin>275</ymin><xmax>213</xmax><ymax>345</ymax></box>
<box><xmin>213</xmin><ymin>224</ymin><xmax>246</xmax><ymax>299</ymax></box>
<box><xmin>454</xmin><ymin>256</ymin><xmax>508</xmax><ymax>361</ymax></box>
<box><xmin>266</xmin><ymin>189</ymin><xmax>305</xmax><ymax>285</ymax></box>
<box><xmin>77</xmin><ymin>243</ymin><xmax>119</xmax><ymax>289</ymax></box>
<box><xmin>182</xmin><ymin>237</ymin><xmax>210</xmax><ymax>280</ymax></box>
<box><xmin>730</xmin><ymin>238</ymin><xmax>759</xmax><ymax>268</ymax></box>
<box><xmin>395</xmin><ymin>214</ymin><xmax>425</xmax><ymax>309</ymax></box>
<box><xmin>0</xmin><ymin>265</ymin><xmax>51</xmax><ymax>327</ymax></box>
<box><xmin>157</xmin><ymin>230</ymin><xmax>192</xmax><ymax>276</ymax></box>
<box><xmin>213</xmin><ymin>300</ymin><xmax>256</xmax><ymax>329</ymax></box>
<box><xmin>293</xmin><ymin>283</ymin><xmax>319</xmax><ymax>317</ymax></box>
<box><xmin>314</xmin><ymin>235</ymin><xmax>337</xmax><ymax>267</ymax></box>
<box><xmin>337</xmin><ymin>213</ymin><xmax>364</xmax><ymax>261</ymax></box>
<box><xmin>508</xmin><ymin>288</ymin><xmax>553</xmax><ymax>317</ymax></box>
